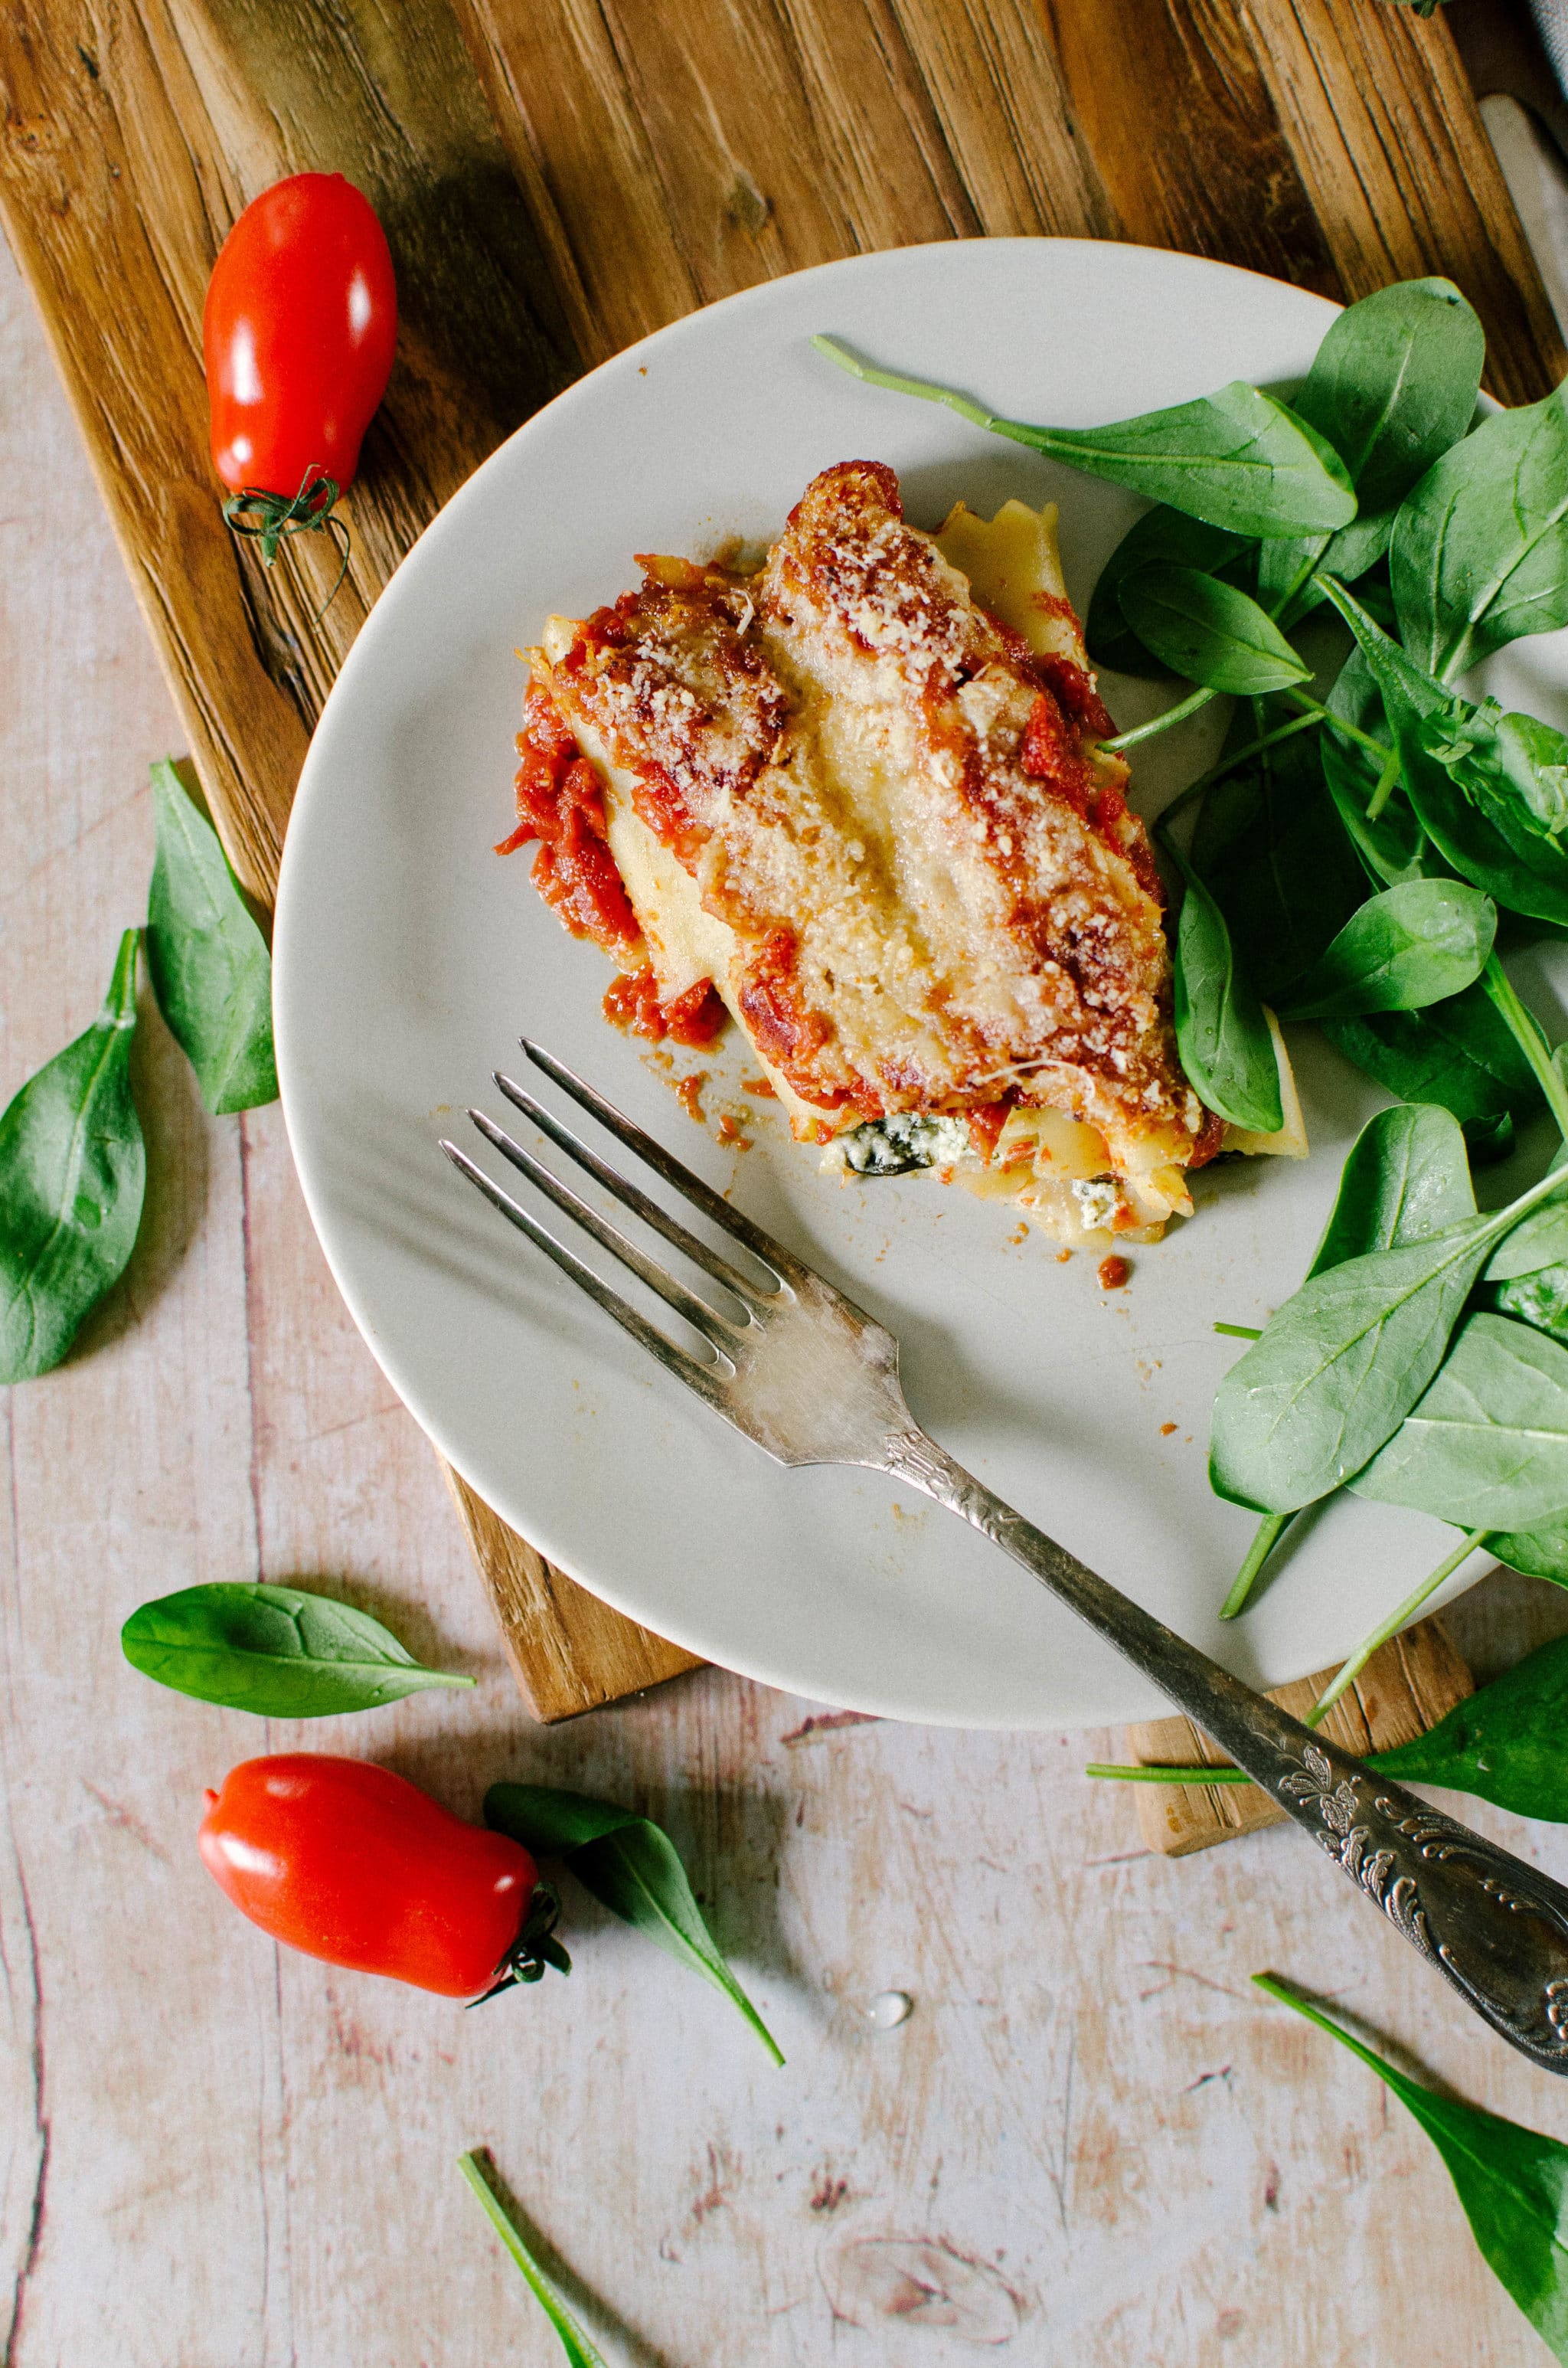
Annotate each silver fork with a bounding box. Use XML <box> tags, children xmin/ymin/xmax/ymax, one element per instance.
<box><xmin>443</xmin><ymin>1041</ymin><xmax>1568</xmax><ymax>2072</ymax></box>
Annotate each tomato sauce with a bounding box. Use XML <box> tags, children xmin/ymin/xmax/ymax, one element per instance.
<box><xmin>499</xmin><ymin>682</ymin><xmax>641</xmax><ymax>958</ymax></box>
<box><xmin>737</xmin><ymin>929</ymin><xmax>854</xmax><ymax>1110</ymax></box>
<box><xmin>631</xmin><ymin>762</ymin><xmax>705</xmax><ymax>867</ymax></box>
<box><xmin>1020</xmin><ymin>686</ymin><xmax>1096</xmax><ymax>819</ymax></box>
<box><xmin>602</xmin><ymin>965</ymin><xmax>727</xmax><ymax>1048</ymax></box>
<box><xmin>966</xmin><ymin>1099</ymin><xmax>1014</xmax><ymax>1163</ymax></box>
<box><xmin>1034</xmin><ymin>650</ymin><xmax>1116</xmax><ymax>742</ymax></box>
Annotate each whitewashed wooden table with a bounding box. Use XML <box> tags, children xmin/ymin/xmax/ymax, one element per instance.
<box><xmin>8</xmin><ymin>221</ymin><xmax>1568</xmax><ymax>2367</ymax></box>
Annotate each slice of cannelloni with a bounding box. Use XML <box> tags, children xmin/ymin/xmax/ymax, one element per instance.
<box><xmin>502</xmin><ymin>460</ymin><xmax>1303</xmax><ymax>1246</ymax></box>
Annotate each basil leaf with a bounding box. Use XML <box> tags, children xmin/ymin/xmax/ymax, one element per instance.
<box><xmin>486</xmin><ymin>1784</ymin><xmax>784</xmax><ymax>2065</ymax></box>
<box><xmin>145</xmin><ymin>760</ymin><xmax>277</xmax><ymax>1114</ymax></box>
<box><xmin>0</xmin><ymin>928</ymin><xmax>145</xmax><ymax>1384</ymax></box>
<box><xmin>120</xmin><ymin>1581</ymin><xmax>474</xmax><ymax>1715</ymax></box>
<box><xmin>1086</xmin><ymin>509</ymin><xmax>1252</xmax><ymax>677</ymax></box>
<box><xmin>1275</xmin><ymin>880</ymin><xmax>1494</xmax><ymax>1021</ymax></box>
<box><xmin>1257</xmin><ymin>278</ymin><xmax>1485</xmax><ymax>620</ymax></box>
<box><xmin>1119</xmin><ymin>565</ymin><xmax>1311</xmax><ymax>693</ymax></box>
<box><xmin>1323</xmin><ymin>985</ymin><xmax>1543</xmax><ymax>1140</ymax></box>
<box><xmin>459</xmin><ymin>2151</ymin><xmax>609</xmax><ymax>2368</ymax></box>
<box><xmin>1310</xmin><ymin>1102</ymin><xmax>1475</xmax><ymax>1276</ymax></box>
<box><xmin>1352</xmin><ymin>1311</ymin><xmax>1568</xmax><ymax>1527</ymax></box>
<box><xmin>1209</xmin><ymin>1207</ymin><xmax>1523</xmax><ymax>1513</ymax></box>
<box><xmin>1167</xmin><ymin>843</ymin><xmax>1283</xmax><ymax>1133</ymax></box>
<box><xmin>1321</xmin><ymin>649</ymin><xmax>1427</xmax><ymax>888</ymax></box>
<box><xmin>1191</xmin><ymin>709</ymin><xmax>1364</xmax><ymax>1002</ymax></box>
<box><xmin>810</xmin><ymin>342</ymin><xmax>1357</xmax><ymax>536</ymax></box>
<box><xmin>1370</xmin><ymin>1634</ymin><xmax>1568</xmax><ymax>1817</ymax></box>
<box><xmin>1392</xmin><ymin>381</ymin><xmax>1568</xmax><ymax>679</ymax></box>
<box><xmin>1255</xmin><ymin>1974</ymin><xmax>1568</xmax><ymax>2362</ymax></box>
<box><xmin>1321</xmin><ymin>577</ymin><xmax>1568</xmax><ymax>927</ymax></box>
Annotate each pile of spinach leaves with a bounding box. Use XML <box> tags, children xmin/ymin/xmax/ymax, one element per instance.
<box><xmin>818</xmin><ymin>280</ymin><xmax>1568</xmax><ymax>1700</ymax></box>
<box><xmin>0</xmin><ymin>759</ymin><xmax>276</xmax><ymax>1383</ymax></box>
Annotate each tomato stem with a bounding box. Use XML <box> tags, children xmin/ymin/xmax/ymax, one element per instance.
<box><xmin>466</xmin><ymin>1879</ymin><xmax>572</xmax><ymax>2007</ymax></box>
<box><xmin>221</xmin><ymin>464</ymin><xmax>351</xmax><ymax>620</ymax></box>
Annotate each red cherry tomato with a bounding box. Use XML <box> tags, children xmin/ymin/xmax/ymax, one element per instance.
<box><xmin>198</xmin><ymin>1755</ymin><xmax>562</xmax><ymax>2000</ymax></box>
<box><xmin>204</xmin><ymin>172</ymin><xmax>397</xmax><ymax>502</ymax></box>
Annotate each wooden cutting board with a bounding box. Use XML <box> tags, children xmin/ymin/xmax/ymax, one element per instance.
<box><xmin>0</xmin><ymin>0</ymin><xmax>1561</xmax><ymax>1720</ymax></box>
<box><xmin>1124</xmin><ymin>1615</ymin><xmax>1474</xmax><ymax>1855</ymax></box>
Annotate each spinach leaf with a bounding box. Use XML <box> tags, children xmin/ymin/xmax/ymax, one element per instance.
<box><xmin>459</xmin><ymin>2150</ymin><xmax>609</xmax><ymax>2368</ymax></box>
<box><xmin>1086</xmin><ymin>509</ymin><xmax>1252</xmax><ymax>677</ymax></box>
<box><xmin>1192</xmin><ymin>714</ymin><xmax>1365</xmax><ymax>1001</ymax></box>
<box><xmin>145</xmin><ymin>760</ymin><xmax>277</xmax><ymax>1115</ymax></box>
<box><xmin>1167</xmin><ymin>843</ymin><xmax>1283</xmax><ymax>1133</ymax></box>
<box><xmin>1392</xmin><ymin>381</ymin><xmax>1568</xmax><ymax>679</ymax></box>
<box><xmin>1423</xmin><ymin>702</ymin><xmax>1568</xmax><ymax>845</ymax></box>
<box><xmin>1208</xmin><ymin>1180</ymin><xmax>1561</xmax><ymax>1513</ymax></box>
<box><xmin>0</xmin><ymin>928</ymin><xmax>145</xmax><ymax>1384</ymax></box>
<box><xmin>1255</xmin><ymin>1974</ymin><xmax>1568</xmax><ymax>2363</ymax></box>
<box><xmin>1413</xmin><ymin>776</ymin><xmax>1568</xmax><ymax>931</ymax></box>
<box><xmin>1098</xmin><ymin>1634</ymin><xmax>1568</xmax><ymax>1813</ymax></box>
<box><xmin>1487</xmin><ymin>1196</ymin><xmax>1568</xmax><ymax>1282</ymax></box>
<box><xmin>1371</xmin><ymin>1634</ymin><xmax>1568</xmax><ymax>1818</ymax></box>
<box><xmin>1257</xmin><ymin>277</ymin><xmax>1485</xmax><ymax>619</ymax></box>
<box><xmin>1309</xmin><ymin>1102</ymin><xmax>1475</xmax><ymax>1274</ymax></box>
<box><xmin>120</xmin><ymin>1581</ymin><xmax>475</xmax><ymax>1715</ymax></box>
<box><xmin>1220</xmin><ymin>1101</ymin><xmax>1474</xmax><ymax>1615</ymax></box>
<box><xmin>485</xmin><ymin>1784</ymin><xmax>783</xmax><ymax>2065</ymax></box>
<box><xmin>1352</xmin><ymin>1312</ymin><xmax>1568</xmax><ymax>1528</ymax></box>
<box><xmin>1321</xmin><ymin>577</ymin><xmax>1568</xmax><ymax>927</ymax></box>
<box><xmin>1321</xmin><ymin>649</ymin><xmax>1427</xmax><ymax>888</ymax></box>
<box><xmin>1119</xmin><ymin>566</ymin><xmax>1310</xmax><ymax>693</ymax></box>
<box><xmin>1492</xmin><ymin>1509</ymin><xmax>1568</xmax><ymax>1584</ymax></box>
<box><xmin>1491</xmin><ymin>1260</ymin><xmax>1568</xmax><ymax>1345</ymax></box>
<box><xmin>810</xmin><ymin>340</ymin><xmax>1357</xmax><ymax>535</ymax></box>
<box><xmin>1323</xmin><ymin>984</ymin><xmax>1543</xmax><ymax>1140</ymax></box>
<box><xmin>1275</xmin><ymin>880</ymin><xmax>1494</xmax><ymax>1021</ymax></box>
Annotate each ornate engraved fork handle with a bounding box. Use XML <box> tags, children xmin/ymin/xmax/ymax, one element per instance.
<box><xmin>884</xmin><ymin>1427</ymin><xmax>1568</xmax><ymax>2072</ymax></box>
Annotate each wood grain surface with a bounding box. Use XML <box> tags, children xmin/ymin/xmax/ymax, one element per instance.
<box><xmin>7</xmin><ymin>180</ymin><xmax>1568</xmax><ymax>2368</ymax></box>
<box><xmin>1125</xmin><ymin>1617</ymin><xmax>1475</xmax><ymax>1856</ymax></box>
<box><xmin>0</xmin><ymin>0</ymin><xmax>1563</xmax><ymax>1722</ymax></box>
<box><xmin>443</xmin><ymin>1471</ymin><xmax>704</xmax><ymax>1721</ymax></box>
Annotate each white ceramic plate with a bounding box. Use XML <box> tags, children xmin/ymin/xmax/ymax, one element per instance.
<box><xmin>274</xmin><ymin>238</ymin><xmax>1568</xmax><ymax>1729</ymax></box>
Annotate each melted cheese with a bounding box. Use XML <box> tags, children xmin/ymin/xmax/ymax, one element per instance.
<box><xmin>528</xmin><ymin>479</ymin><xmax>1306</xmax><ymax>1246</ymax></box>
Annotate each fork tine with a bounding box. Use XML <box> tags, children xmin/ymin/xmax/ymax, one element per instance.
<box><xmin>467</xmin><ymin>1107</ymin><xmax>746</xmax><ymax>1355</ymax></box>
<box><xmin>520</xmin><ymin>1041</ymin><xmax>815</xmax><ymax>1290</ymax></box>
<box><xmin>494</xmin><ymin>1071</ymin><xmax>766</xmax><ymax>1306</ymax></box>
<box><xmin>439</xmin><ymin>1140</ymin><xmax>727</xmax><ymax>1399</ymax></box>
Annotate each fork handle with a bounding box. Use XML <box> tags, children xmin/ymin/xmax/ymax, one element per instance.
<box><xmin>884</xmin><ymin>1426</ymin><xmax>1568</xmax><ymax>2071</ymax></box>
